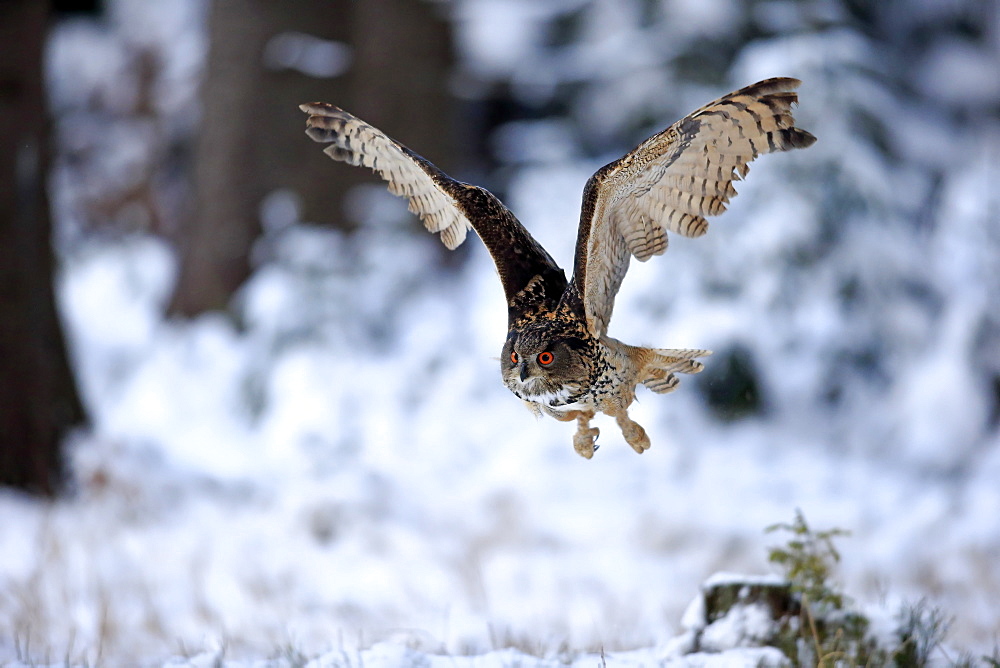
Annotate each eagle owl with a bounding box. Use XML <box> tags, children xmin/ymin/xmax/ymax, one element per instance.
<box><xmin>302</xmin><ymin>78</ymin><xmax>815</xmax><ymax>458</ymax></box>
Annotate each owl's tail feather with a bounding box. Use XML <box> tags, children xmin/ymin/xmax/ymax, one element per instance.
<box><xmin>640</xmin><ymin>348</ymin><xmax>712</xmax><ymax>394</ymax></box>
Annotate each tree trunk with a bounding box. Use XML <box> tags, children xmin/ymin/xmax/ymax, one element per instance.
<box><xmin>168</xmin><ymin>0</ymin><xmax>455</xmax><ymax>317</ymax></box>
<box><xmin>0</xmin><ymin>0</ymin><xmax>87</xmax><ymax>497</ymax></box>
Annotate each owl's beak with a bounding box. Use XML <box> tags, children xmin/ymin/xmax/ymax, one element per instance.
<box><xmin>519</xmin><ymin>363</ymin><xmax>530</xmax><ymax>382</ymax></box>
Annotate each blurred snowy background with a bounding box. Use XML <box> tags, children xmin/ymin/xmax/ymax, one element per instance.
<box><xmin>1</xmin><ymin>0</ymin><xmax>999</xmax><ymax>665</ymax></box>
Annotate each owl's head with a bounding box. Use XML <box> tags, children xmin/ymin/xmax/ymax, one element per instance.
<box><xmin>500</xmin><ymin>326</ymin><xmax>590</xmax><ymax>406</ymax></box>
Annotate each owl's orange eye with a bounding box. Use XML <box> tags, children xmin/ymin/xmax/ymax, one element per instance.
<box><xmin>510</xmin><ymin>351</ymin><xmax>519</xmax><ymax>364</ymax></box>
<box><xmin>537</xmin><ymin>351</ymin><xmax>554</xmax><ymax>366</ymax></box>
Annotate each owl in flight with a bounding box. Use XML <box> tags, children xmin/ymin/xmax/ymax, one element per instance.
<box><xmin>302</xmin><ymin>78</ymin><xmax>815</xmax><ymax>458</ymax></box>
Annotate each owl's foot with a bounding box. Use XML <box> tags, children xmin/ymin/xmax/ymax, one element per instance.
<box><xmin>568</xmin><ymin>410</ymin><xmax>599</xmax><ymax>459</ymax></box>
<box><xmin>542</xmin><ymin>407</ymin><xmax>600</xmax><ymax>458</ymax></box>
<box><xmin>614</xmin><ymin>411</ymin><xmax>650</xmax><ymax>454</ymax></box>
<box><xmin>573</xmin><ymin>425</ymin><xmax>600</xmax><ymax>459</ymax></box>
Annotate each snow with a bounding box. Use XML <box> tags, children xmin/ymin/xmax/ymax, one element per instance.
<box><xmin>262</xmin><ymin>33</ymin><xmax>353</xmax><ymax>79</ymax></box>
<box><xmin>701</xmin><ymin>573</ymin><xmax>787</xmax><ymax>589</ymax></box>
<box><xmin>0</xmin><ymin>642</ymin><xmax>790</xmax><ymax>668</ymax></box>
<box><xmin>3</xmin><ymin>0</ymin><xmax>1000</xmax><ymax>666</ymax></box>
<box><xmin>698</xmin><ymin>603</ymin><xmax>776</xmax><ymax>653</ymax></box>
<box><xmin>681</xmin><ymin>593</ymin><xmax>707</xmax><ymax>632</ymax></box>
<box><xmin>917</xmin><ymin>37</ymin><xmax>1000</xmax><ymax>107</ymax></box>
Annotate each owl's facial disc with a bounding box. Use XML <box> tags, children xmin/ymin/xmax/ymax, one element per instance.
<box><xmin>502</xmin><ymin>330</ymin><xmax>589</xmax><ymax>407</ymax></box>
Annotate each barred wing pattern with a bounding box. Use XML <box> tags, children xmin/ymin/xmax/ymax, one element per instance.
<box><xmin>302</xmin><ymin>102</ymin><xmax>568</xmax><ymax>322</ymax></box>
<box><xmin>572</xmin><ymin>78</ymin><xmax>817</xmax><ymax>337</ymax></box>
<box><xmin>301</xmin><ymin>102</ymin><xmax>472</xmax><ymax>249</ymax></box>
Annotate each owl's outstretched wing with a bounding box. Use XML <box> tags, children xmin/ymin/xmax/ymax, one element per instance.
<box><xmin>568</xmin><ymin>78</ymin><xmax>816</xmax><ymax>337</ymax></box>
<box><xmin>301</xmin><ymin>103</ymin><xmax>567</xmax><ymax>322</ymax></box>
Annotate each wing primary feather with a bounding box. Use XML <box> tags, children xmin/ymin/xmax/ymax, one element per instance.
<box><xmin>303</xmin><ymin>102</ymin><xmax>481</xmax><ymax>252</ymax></box>
<box><xmin>302</xmin><ymin>102</ymin><xmax>567</xmax><ymax>323</ymax></box>
<box><xmin>569</xmin><ymin>78</ymin><xmax>815</xmax><ymax>337</ymax></box>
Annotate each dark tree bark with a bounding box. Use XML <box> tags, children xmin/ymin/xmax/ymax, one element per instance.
<box><xmin>0</xmin><ymin>0</ymin><xmax>87</xmax><ymax>496</ymax></box>
<box><xmin>168</xmin><ymin>0</ymin><xmax>455</xmax><ymax>316</ymax></box>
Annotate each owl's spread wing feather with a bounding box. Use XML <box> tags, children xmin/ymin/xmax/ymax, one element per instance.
<box><xmin>301</xmin><ymin>102</ymin><xmax>473</xmax><ymax>249</ymax></box>
<box><xmin>569</xmin><ymin>78</ymin><xmax>817</xmax><ymax>337</ymax></box>
<box><xmin>301</xmin><ymin>103</ymin><xmax>567</xmax><ymax>323</ymax></box>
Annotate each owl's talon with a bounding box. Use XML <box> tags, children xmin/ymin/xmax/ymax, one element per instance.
<box><xmin>573</xmin><ymin>426</ymin><xmax>600</xmax><ymax>459</ymax></box>
<box><xmin>626</xmin><ymin>429</ymin><xmax>651</xmax><ymax>454</ymax></box>
<box><xmin>613</xmin><ymin>411</ymin><xmax>651</xmax><ymax>454</ymax></box>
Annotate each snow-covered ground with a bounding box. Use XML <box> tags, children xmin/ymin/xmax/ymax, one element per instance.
<box><xmin>2</xmin><ymin>1</ymin><xmax>998</xmax><ymax>666</ymax></box>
